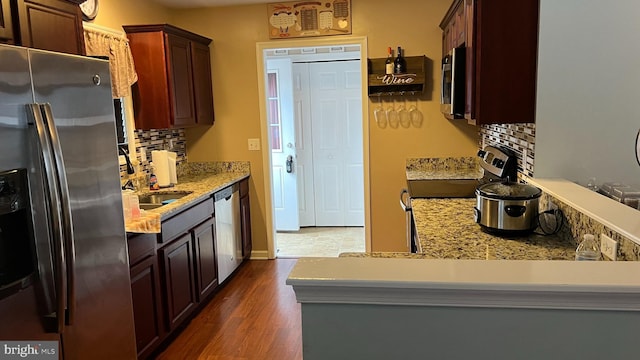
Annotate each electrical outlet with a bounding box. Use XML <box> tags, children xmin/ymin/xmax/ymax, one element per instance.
<box><xmin>600</xmin><ymin>233</ymin><xmax>617</xmax><ymax>261</ymax></box>
<box><xmin>248</xmin><ymin>138</ymin><xmax>260</xmax><ymax>151</ymax></box>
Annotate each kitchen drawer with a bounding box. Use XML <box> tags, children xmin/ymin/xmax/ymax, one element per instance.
<box><xmin>127</xmin><ymin>233</ymin><xmax>158</xmax><ymax>266</ymax></box>
<box><xmin>160</xmin><ymin>198</ymin><xmax>214</xmax><ymax>244</ymax></box>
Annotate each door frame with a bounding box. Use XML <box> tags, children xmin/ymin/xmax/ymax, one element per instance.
<box><xmin>256</xmin><ymin>36</ymin><xmax>370</xmax><ymax>259</ymax></box>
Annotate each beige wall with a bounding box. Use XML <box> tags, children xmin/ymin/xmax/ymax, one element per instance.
<box><xmin>94</xmin><ymin>0</ymin><xmax>479</xmax><ymax>253</ymax></box>
<box><xmin>172</xmin><ymin>0</ymin><xmax>479</xmax><ymax>252</ymax></box>
<box><xmin>89</xmin><ymin>0</ymin><xmax>172</xmax><ymax>30</ymax></box>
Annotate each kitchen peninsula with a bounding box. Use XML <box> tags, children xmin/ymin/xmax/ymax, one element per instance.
<box><xmin>288</xmin><ymin>177</ymin><xmax>640</xmax><ymax>359</ymax></box>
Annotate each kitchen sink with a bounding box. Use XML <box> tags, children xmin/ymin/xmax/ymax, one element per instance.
<box><xmin>139</xmin><ymin>203</ymin><xmax>164</xmax><ymax>210</ymax></box>
<box><xmin>138</xmin><ymin>191</ymin><xmax>193</xmax><ymax>205</ymax></box>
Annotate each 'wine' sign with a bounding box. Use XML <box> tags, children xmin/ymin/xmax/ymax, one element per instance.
<box><xmin>377</xmin><ymin>74</ymin><xmax>417</xmax><ymax>85</ymax></box>
<box><xmin>267</xmin><ymin>1</ymin><xmax>352</xmax><ymax>39</ymax></box>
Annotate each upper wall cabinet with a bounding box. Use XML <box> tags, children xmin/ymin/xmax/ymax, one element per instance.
<box><xmin>124</xmin><ymin>24</ymin><xmax>215</xmax><ymax>130</ymax></box>
<box><xmin>1</xmin><ymin>0</ymin><xmax>85</xmax><ymax>55</ymax></box>
<box><xmin>0</xmin><ymin>0</ymin><xmax>14</xmax><ymax>43</ymax></box>
<box><xmin>440</xmin><ymin>0</ymin><xmax>465</xmax><ymax>55</ymax></box>
<box><xmin>441</xmin><ymin>0</ymin><xmax>539</xmax><ymax>125</ymax></box>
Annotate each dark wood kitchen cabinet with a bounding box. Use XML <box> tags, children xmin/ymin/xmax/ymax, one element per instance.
<box><xmin>158</xmin><ymin>232</ymin><xmax>197</xmax><ymax>331</ymax></box>
<box><xmin>156</xmin><ymin>197</ymin><xmax>216</xmax><ymax>332</ymax></box>
<box><xmin>0</xmin><ymin>0</ymin><xmax>14</xmax><ymax>43</ymax></box>
<box><xmin>130</xmin><ymin>253</ymin><xmax>165</xmax><ymax>359</ymax></box>
<box><xmin>124</xmin><ymin>24</ymin><xmax>215</xmax><ymax>130</ymax></box>
<box><xmin>441</xmin><ymin>0</ymin><xmax>539</xmax><ymax>125</ymax></box>
<box><xmin>192</xmin><ymin>217</ymin><xmax>218</xmax><ymax>301</ymax></box>
<box><xmin>127</xmin><ymin>233</ymin><xmax>165</xmax><ymax>360</ymax></box>
<box><xmin>440</xmin><ymin>0</ymin><xmax>465</xmax><ymax>53</ymax></box>
<box><xmin>191</xmin><ymin>41</ymin><xmax>215</xmax><ymax>126</ymax></box>
<box><xmin>239</xmin><ymin>178</ymin><xmax>252</xmax><ymax>259</ymax></box>
<box><xmin>11</xmin><ymin>0</ymin><xmax>85</xmax><ymax>55</ymax></box>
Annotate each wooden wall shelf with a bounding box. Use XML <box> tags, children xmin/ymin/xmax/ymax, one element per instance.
<box><xmin>367</xmin><ymin>56</ymin><xmax>427</xmax><ymax>97</ymax></box>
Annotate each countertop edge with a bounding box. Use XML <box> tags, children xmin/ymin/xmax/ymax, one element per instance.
<box><xmin>526</xmin><ymin>177</ymin><xmax>640</xmax><ymax>247</ymax></box>
<box><xmin>286</xmin><ymin>258</ymin><xmax>640</xmax><ymax>311</ymax></box>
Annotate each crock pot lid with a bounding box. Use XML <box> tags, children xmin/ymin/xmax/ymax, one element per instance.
<box><xmin>478</xmin><ymin>182</ymin><xmax>541</xmax><ymax>198</ymax></box>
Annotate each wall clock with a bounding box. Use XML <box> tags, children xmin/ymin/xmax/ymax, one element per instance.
<box><xmin>80</xmin><ymin>0</ymin><xmax>99</xmax><ymax>21</ymax></box>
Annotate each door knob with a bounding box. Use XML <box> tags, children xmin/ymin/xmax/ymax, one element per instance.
<box><xmin>286</xmin><ymin>155</ymin><xmax>294</xmax><ymax>173</ymax></box>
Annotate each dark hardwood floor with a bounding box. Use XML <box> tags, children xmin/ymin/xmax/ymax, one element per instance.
<box><xmin>155</xmin><ymin>259</ymin><xmax>302</xmax><ymax>360</ymax></box>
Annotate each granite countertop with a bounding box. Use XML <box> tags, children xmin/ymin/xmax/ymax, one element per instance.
<box><xmin>342</xmin><ymin>157</ymin><xmax>576</xmax><ymax>260</ymax></box>
<box><xmin>411</xmin><ymin>198</ymin><xmax>576</xmax><ymax>260</ymax></box>
<box><xmin>125</xmin><ymin>165</ymin><xmax>250</xmax><ymax>233</ymax></box>
<box><xmin>406</xmin><ymin>156</ymin><xmax>483</xmax><ymax>181</ymax></box>
<box><xmin>342</xmin><ymin>198</ymin><xmax>576</xmax><ymax>260</ymax></box>
<box><xmin>140</xmin><ymin>171</ymin><xmax>249</xmax><ymax>221</ymax></box>
<box><xmin>406</xmin><ymin>168</ymin><xmax>484</xmax><ymax>181</ymax></box>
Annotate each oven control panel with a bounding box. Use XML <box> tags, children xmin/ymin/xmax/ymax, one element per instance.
<box><xmin>477</xmin><ymin>146</ymin><xmax>517</xmax><ymax>181</ymax></box>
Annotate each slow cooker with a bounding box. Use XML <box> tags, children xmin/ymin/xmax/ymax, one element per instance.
<box><xmin>473</xmin><ymin>182</ymin><xmax>542</xmax><ymax>234</ymax></box>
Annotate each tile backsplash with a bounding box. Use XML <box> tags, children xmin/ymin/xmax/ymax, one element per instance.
<box><xmin>480</xmin><ymin>123</ymin><xmax>640</xmax><ymax>260</ymax></box>
<box><xmin>119</xmin><ymin>128</ymin><xmax>186</xmax><ymax>178</ymax></box>
<box><xmin>479</xmin><ymin>123</ymin><xmax>535</xmax><ymax>178</ymax></box>
<box><xmin>134</xmin><ymin>128</ymin><xmax>187</xmax><ymax>167</ymax></box>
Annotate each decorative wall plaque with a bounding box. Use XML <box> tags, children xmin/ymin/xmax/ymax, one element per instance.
<box><xmin>267</xmin><ymin>1</ymin><xmax>352</xmax><ymax>39</ymax></box>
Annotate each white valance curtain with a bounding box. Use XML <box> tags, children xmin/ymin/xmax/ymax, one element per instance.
<box><xmin>83</xmin><ymin>25</ymin><xmax>138</xmax><ymax>98</ymax></box>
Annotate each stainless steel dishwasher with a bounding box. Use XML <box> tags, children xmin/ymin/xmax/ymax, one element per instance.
<box><xmin>214</xmin><ymin>184</ymin><xmax>242</xmax><ymax>283</ymax></box>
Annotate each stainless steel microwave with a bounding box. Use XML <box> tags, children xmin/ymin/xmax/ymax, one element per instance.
<box><xmin>440</xmin><ymin>47</ymin><xmax>466</xmax><ymax>119</ymax></box>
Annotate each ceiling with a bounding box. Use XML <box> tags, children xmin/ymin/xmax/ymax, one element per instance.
<box><xmin>150</xmin><ymin>0</ymin><xmax>274</xmax><ymax>8</ymax></box>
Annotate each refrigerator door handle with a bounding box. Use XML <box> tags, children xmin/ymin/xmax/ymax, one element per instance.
<box><xmin>27</xmin><ymin>104</ymin><xmax>67</xmax><ymax>334</ymax></box>
<box><xmin>41</xmin><ymin>103</ymin><xmax>76</xmax><ymax>326</ymax></box>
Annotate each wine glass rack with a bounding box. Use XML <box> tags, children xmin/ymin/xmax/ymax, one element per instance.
<box><xmin>367</xmin><ymin>55</ymin><xmax>427</xmax><ymax>97</ymax></box>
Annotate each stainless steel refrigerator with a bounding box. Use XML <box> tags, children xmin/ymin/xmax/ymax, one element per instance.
<box><xmin>0</xmin><ymin>44</ymin><xmax>137</xmax><ymax>359</ymax></box>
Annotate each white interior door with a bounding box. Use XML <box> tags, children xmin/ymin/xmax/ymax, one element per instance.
<box><xmin>292</xmin><ymin>62</ymin><xmax>316</xmax><ymax>227</ymax></box>
<box><xmin>267</xmin><ymin>58</ymin><xmax>299</xmax><ymax>231</ymax></box>
<box><xmin>309</xmin><ymin>60</ymin><xmax>364</xmax><ymax>226</ymax></box>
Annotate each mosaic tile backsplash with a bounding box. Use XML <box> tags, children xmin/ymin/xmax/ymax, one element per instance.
<box><xmin>480</xmin><ymin>123</ymin><xmax>535</xmax><ymax>178</ymax></box>
<box><xmin>119</xmin><ymin>128</ymin><xmax>186</xmax><ymax>178</ymax></box>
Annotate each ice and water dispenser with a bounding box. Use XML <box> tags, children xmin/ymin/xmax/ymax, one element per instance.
<box><xmin>0</xmin><ymin>168</ymin><xmax>36</xmax><ymax>299</ymax></box>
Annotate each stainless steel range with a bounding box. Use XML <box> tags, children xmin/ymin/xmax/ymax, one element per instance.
<box><xmin>401</xmin><ymin>146</ymin><xmax>518</xmax><ymax>252</ymax></box>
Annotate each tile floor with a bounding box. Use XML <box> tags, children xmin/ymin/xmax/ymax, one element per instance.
<box><xmin>276</xmin><ymin>227</ymin><xmax>365</xmax><ymax>258</ymax></box>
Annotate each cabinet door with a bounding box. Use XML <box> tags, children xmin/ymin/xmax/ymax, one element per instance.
<box><xmin>130</xmin><ymin>254</ymin><xmax>165</xmax><ymax>359</ymax></box>
<box><xmin>14</xmin><ymin>0</ymin><xmax>85</xmax><ymax>55</ymax></box>
<box><xmin>0</xmin><ymin>0</ymin><xmax>14</xmax><ymax>43</ymax></box>
<box><xmin>466</xmin><ymin>0</ymin><xmax>538</xmax><ymax>125</ymax></box>
<box><xmin>443</xmin><ymin>25</ymin><xmax>451</xmax><ymax>54</ymax></box>
<box><xmin>193</xmin><ymin>217</ymin><xmax>218</xmax><ymax>301</ymax></box>
<box><xmin>165</xmin><ymin>33</ymin><xmax>196</xmax><ymax>128</ymax></box>
<box><xmin>454</xmin><ymin>3</ymin><xmax>465</xmax><ymax>47</ymax></box>
<box><xmin>464</xmin><ymin>0</ymin><xmax>475</xmax><ymax>120</ymax></box>
<box><xmin>159</xmin><ymin>233</ymin><xmax>196</xmax><ymax>331</ymax></box>
<box><xmin>240</xmin><ymin>194</ymin><xmax>252</xmax><ymax>260</ymax></box>
<box><xmin>191</xmin><ymin>41</ymin><xmax>215</xmax><ymax>126</ymax></box>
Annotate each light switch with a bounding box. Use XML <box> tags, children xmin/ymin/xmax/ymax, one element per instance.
<box><xmin>248</xmin><ymin>138</ymin><xmax>260</xmax><ymax>151</ymax></box>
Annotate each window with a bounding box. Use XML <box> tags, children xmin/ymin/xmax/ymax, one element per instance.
<box><xmin>267</xmin><ymin>71</ymin><xmax>282</xmax><ymax>152</ymax></box>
